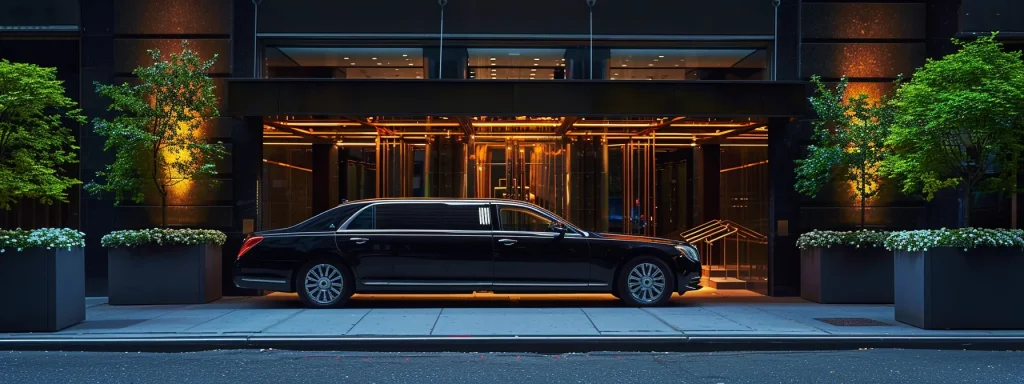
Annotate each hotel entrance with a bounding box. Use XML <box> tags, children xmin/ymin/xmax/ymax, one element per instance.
<box><xmin>227</xmin><ymin>79</ymin><xmax>805</xmax><ymax>295</ymax></box>
<box><xmin>258</xmin><ymin>114</ymin><xmax>772</xmax><ymax>293</ymax></box>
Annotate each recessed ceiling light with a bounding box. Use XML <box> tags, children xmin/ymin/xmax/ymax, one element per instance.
<box><xmin>534</xmin><ymin>58</ymin><xmax>540</xmax><ymax>61</ymax></box>
<box><xmin>408</xmin><ymin>63</ymin><xmax>414</xmax><ymax>66</ymax></box>
<box><xmin>674</xmin><ymin>64</ymin><xmax>679</xmax><ymax>67</ymax></box>
<box><xmin>533</xmin><ymin>63</ymin><xmax>538</xmax><ymax>66</ymax></box>
<box><xmin>611</xmin><ymin>77</ymin><xmax>617</xmax><ymax>80</ymax></box>
<box><xmin>372</xmin><ymin>57</ymin><xmax>377</xmax><ymax>60</ymax></box>
<box><xmin>621</xmin><ymin>64</ymin><xmax>627</xmax><ymax>67</ymax></box>
<box><xmin>654</xmin><ymin>59</ymin><xmax>659</xmax><ymax>62</ymax></box>
<box><xmin>343</xmin><ymin>57</ymin><xmax>349</xmax><ymax>60</ymax></box>
<box><xmin>490</xmin><ymin>63</ymin><xmax>496</xmax><ymax>66</ymax></box>
<box><xmin>402</xmin><ymin>54</ymin><xmax>408</xmax><ymax>57</ymax></box>
<box><xmin>491</xmin><ymin>69</ymin><xmax>496</xmax><ymax>72</ymax></box>
<box><xmin>416</xmin><ymin>75</ymin><xmax>422</xmax><ymax>79</ymax></box>
<box><xmin>658</xmin><ymin>55</ymin><xmax>665</xmax><ymax>58</ymax></box>
<box><xmin>350</xmin><ymin>62</ymin><xmax>356</xmax><ymax>65</ymax></box>
<box><xmin>648</xmin><ymin>64</ymin><xmax>654</xmax><ymax>67</ymax></box>
<box><xmin>561</xmin><ymin>58</ymin><xmax>565</xmax><ymax>61</ymax></box>
<box><xmin>490</xmin><ymin>57</ymin><xmax>496</xmax><ymax>61</ymax></box>
<box><xmin>377</xmin><ymin>63</ymin><xmax>382</xmax><ymax>65</ymax></box>
<box><xmin>613</xmin><ymin>73</ymin><xmax>619</xmax><ymax>76</ymax></box>
<box><xmin>531</xmin><ymin>69</ymin><xmax>536</xmax><ymax>72</ymax></box>
<box><xmin>394</xmin><ymin>68</ymin><xmax>399</xmax><ymax>71</ymax></box>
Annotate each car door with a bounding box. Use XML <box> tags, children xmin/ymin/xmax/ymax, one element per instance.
<box><xmin>491</xmin><ymin>204</ymin><xmax>592</xmax><ymax>286</ymax></box>
<box><xmin>371</xmin><ymin>201</ymin><xmax>494</xmax><ymax>287</ymax></box>
<box><xmin>335</xmin><ymin>205</ymin><xmax>395</xmax><ymax>281</ymax></box>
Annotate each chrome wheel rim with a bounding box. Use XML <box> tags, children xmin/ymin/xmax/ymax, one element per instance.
<box><xmin>304</xmin><ymin>264</ymin><xmax>344</xmax><ymax>305</ymax></box>
<box><xmin>627</xmin><ymin>262</ymin><xmax>667</xmax><ymax>303</ymax></box>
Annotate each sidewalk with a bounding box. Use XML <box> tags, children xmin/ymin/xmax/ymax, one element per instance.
<box><xmin>3</xmin><ymin>290</ymin><xmax>1023</xmax><ymax>352</ymax></box>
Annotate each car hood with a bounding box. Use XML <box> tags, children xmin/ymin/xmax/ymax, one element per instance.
<box><xmin>593</xmin><ymin>232</ymin><xmax>683</xmax><ymax>246</ymax></box>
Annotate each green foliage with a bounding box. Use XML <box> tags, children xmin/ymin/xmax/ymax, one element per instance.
<box><xmin>100</xmin><ymin>228</ymin><xmax>226</xmax><ymax>248</ymax></box>
<box><xmin>795</xmin><ymin>76</ymin><xmax>898</xmax><ymax>201</ymax></box>
<box><xmin>0</xmin><ymin>228</ymin><xmax>86</xmax><ymax>253</ymax></box>
<box><xmin>884</xmin><ymin>228</ymin><xmax>1024</xmax><ymax>252</ymax></box>
<box><xmin>0</xmin><ymin>60</ymin><xmax>85</xmax><ymax>210</ymax></box>
<box><xmin>883</xmin><ymin>33</ymin><xmax>1024</xmax><ymax>226</ymax></box>
<box><xmin>86</xmin><ymin>40</ymin><xmax>226</xmax><ymax>227</ymax></box>
<box><xmin>796</xmin><ymin>229</ymin><xmax>890</xmax><ymax>250</ymax></box>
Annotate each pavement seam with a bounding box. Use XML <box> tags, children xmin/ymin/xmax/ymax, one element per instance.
<box><xmin>579</xmin><ymin>308</ymin><xmax>602</xmax><ymax>334</ymax></box>
<box><xmin>343</xmin><ymin>309</ymin><xmax>374</xmax><ymax>335</ymax></box>
<box><xmin>639</xmin><ymin>307</ymin><xmax>685</xmax><ymax>333</ymax></box>
<box><xmin>743</xmin><ymin>305</ymin><xmax>836</xmax><ymax>335</ymax></box>
<box><xmin>181</xmin><ymin>309</ymin><xmax>239</xmax><ymax>333</ymax></box>
<box><xmin>255</xmin><ymin>309</ymin><xmax>308</xmax><ymax>334</ymax></box>
<box><xmin>428</xmin><ymin>308</ymin><xmax>443</xmax><ymax>336</ymax></box>
<box><xmin>696</xmin><ymin>306</ymin><xmax>760</xmax><ymax>332</ymax></box>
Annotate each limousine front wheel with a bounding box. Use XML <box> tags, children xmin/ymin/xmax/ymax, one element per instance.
<box><xmin>618</xmin><ymin>257</ymin><xmax>675</xmax><ymax>307</ymax></box>
<box><xmin>296</xmin><ymin>261</ymin><xmax>354</xmax><ymax>308</ymax></box>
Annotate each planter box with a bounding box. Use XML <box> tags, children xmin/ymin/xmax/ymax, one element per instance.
<box><xmin>800</xmin><ymin>246</ymin><xmax>893</xmax><ymax>304</ymax></box>
<box><xmin>0</xmin><ymin>247</ymin><xmax>85</xmax><ymax>332</ymax></box>
<box><xmin>895</xmin><ymin>248</ymin><xmax>1024</xmax><ymax>329</ymax></box>
<box><xmin>108</xmin><ymin>244</ymin><xmax>222</xmax><ymax>305</ymax></box>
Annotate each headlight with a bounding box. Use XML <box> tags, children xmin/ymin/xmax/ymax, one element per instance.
<box><xmin>675</xmin><ymin>245</ymin><xmax>700</xmax><ymax>263</ymax></box>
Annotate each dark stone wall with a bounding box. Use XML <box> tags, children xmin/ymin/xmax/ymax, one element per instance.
<box><xmin>0</xmin><ymin>0</ymin><xmax>79</xmax><ymax>27</ymax></box>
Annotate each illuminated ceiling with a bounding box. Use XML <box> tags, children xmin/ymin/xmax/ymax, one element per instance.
<box><xmin>262</xmin><ymin>116</ymin><xmax>768</xmax><ymax>147</ymax></box>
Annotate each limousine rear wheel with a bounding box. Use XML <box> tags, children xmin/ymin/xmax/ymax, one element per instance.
<box><xmin>617</xmin><ymin>257</ymin><xmax>674</xmax><ymax>307</ymax></box>
<box><xmin>296</xmin><ymin>261</ymin><xmax>354</xmax><ymax>308</ymax></box>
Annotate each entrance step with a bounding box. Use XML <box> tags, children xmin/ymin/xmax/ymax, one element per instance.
<box><xmin>701</xmin><ymin>266</ymin><xmax>730</xmax><ymax>278</ymax></box>
<box><xmin>705</xmin><ymin>277</ymin><xmax>748</xmax><ymax>290</ymax></box>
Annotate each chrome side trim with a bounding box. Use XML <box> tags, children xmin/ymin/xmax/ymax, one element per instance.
<box><xmin>240</xmin><ymin>277</ymin><xmax>288</xmax><ymax>284</ymax></box>
<box><xmin>361</xmin><ymin>281</ymin><xmax>608</xmax><ymax>287</ymax></box>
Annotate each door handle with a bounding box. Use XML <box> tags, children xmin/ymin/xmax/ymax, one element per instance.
<box><xmin>498</xmin><ymin>238</ymin><xmax>517</xmax><ymax>246</ymax></box>
<box><xmin>350</xmin><ymin>237</ymin><xmax>369</xmax><ymax>245</ymax></box>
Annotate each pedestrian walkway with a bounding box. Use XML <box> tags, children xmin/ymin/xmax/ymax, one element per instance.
<box><xmin>3</xmin><ymin>289</ymin><xmax>1023</xmax><ymax>352</ymax></box>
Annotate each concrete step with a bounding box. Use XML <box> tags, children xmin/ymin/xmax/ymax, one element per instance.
<box><xmin>705</xmin><ymin>277</ymin><xmax>749</xmax><ymax>290</ymax></box>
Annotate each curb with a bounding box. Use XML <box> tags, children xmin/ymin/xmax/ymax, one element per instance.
<box><xmin>2</xmin><ymin>335</ymin><xmax>1024</xmax><ymax>353</ymax></box>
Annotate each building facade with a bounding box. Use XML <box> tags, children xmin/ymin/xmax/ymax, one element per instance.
<box><xmin>1</xmin><ymin>0</ymin><xmax>1021</xmax><ymax>297</ymax></box>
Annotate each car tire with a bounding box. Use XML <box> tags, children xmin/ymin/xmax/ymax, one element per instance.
<box><xmin>616</xmin><ymin>256</ymin><xmax>675</xmax><ymax>307</ymax></box>
<box><xmin>295</xmin><ymin>260</ymin><xmax>354</xmax><ymax>309</ymax></box>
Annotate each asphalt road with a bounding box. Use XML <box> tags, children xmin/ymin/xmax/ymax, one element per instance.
<box><xmin>1</xmin><ymin>349</ymin><xmax>1021</xmax><ymax>384</ymax></box>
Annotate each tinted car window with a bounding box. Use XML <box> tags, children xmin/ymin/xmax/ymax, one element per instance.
<box><xmin>291</xmin><ymin>204</ymin><xmax>365</xmax><ymax>232</ymax></box>
<box><xmin>375</xmin><ymin>203</ymin><xmax>489</xmax><ymax>231</ymax></box>
<box><xmin>346</xmin><ymin>206</ymin><xmax>375</xmax><ymax>230</ymax></box>
<box><xmin>499</xmin><ymin>207</ymin><xmax>553</xmax><ymax>232</ymax></box>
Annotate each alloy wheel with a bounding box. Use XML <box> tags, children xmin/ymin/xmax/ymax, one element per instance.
<box><xmin>627</xmin><ymin>262</ymin><xmax>667</xmax><ymax>303</ymax></box>
<box><xmin>304</xmin><ymin>263</ymin><xmax>344</xmax><ymax>305</ymax></box>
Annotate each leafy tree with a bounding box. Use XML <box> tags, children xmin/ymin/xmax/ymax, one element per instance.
<box><xmin>0</xmin><ymin>60</ymin><xmax>85</xmax><ymax>210</ymax></box>
<box><xmin>86</xmin><ymin>40</ymin><xmax>226</xmax><ymax>227</ymax></box>
<box><xmin>795</xmin><ymin>76</ymin><xmax>899</xmax><ymax>228</ymax></box>
<box><xmin>883</xmin><ymin>33</ymin><xmax>1024</xmax><ymax>227</ymax></box>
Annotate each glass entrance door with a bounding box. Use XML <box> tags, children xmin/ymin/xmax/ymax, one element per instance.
<box><xmin>473</xmin><ymin>139</ymin><xmax>568</xmax><ymax>218</ymax></box>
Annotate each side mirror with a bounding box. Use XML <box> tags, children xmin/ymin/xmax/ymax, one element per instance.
<box><xmin>551</xmin><ymin>223</ymin><xmax>568</xmax><ymax>237</ymax></box>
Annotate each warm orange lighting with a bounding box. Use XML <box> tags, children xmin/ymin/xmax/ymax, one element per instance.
<box><xmin>472</xmin><ymin>122</ymin><xmax>560</xmax><ymax>128</ymax></box>
<box><xmin>279</xmin><ymin>122</ymin><xmax>359</xmax><ymax>127</ymax></box>
<box><xmin>262</xmin><ymin>159</ymin><xmax>312</xmax><ymax>172</ymax></box>
<box><xmin>574</xmin><ymin>122</ymin><xmax>659</xmax><ymax>128</ymax></box>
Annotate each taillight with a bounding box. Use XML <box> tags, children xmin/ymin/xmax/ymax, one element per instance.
<box><xmin>237</xmin><ymin>236</ymin><xmax>263</xmax><ymax>259</ymax></box>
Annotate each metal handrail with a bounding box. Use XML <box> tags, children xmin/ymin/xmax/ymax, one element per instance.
<box><xmin>680</xmin><ymin>220</ymin><xmax>770</xmax><ymax>282</ymax></box>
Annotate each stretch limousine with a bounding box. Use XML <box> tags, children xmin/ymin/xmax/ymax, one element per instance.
<box><xmin>234</xmin><ymin>198</ymin><xmax>702</xmax><ymax>308</ymax></box>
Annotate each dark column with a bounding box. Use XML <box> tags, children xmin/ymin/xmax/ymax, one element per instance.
<box><xmin>774</xmin><ymin>0</ymin><xmax>801</xmax><ymax>81</ymax></box>
<box><xmin>566</xmin><ymin>48</ymin><xmax>610</xmax><ymax>80</ymax></box>
<box><xmin>699</xmin><ymin>144</ymin><xmax>721</xmax><ymax>224</ymax></box>
<box><xmin>767</xmin><ymin>117</ymin><xmax>801</xmax><ymax>297</ymax></box>
<box><xmin>926</xmin><ymin>0</ymin><xmax>962</xmax><ymax>59</ymax></box>
<box><xmin>312</xmin><ymin>144</ymin><xmax>339</xmax><ymax>214</ymax></box>
<box><xmin>425</xmin><ymin>47</ymin><xmax>468</xmax><ymax>79</ymax></box>
<box><xmin>79</xmin><ymin>0</ymin><xmax>116</xmax><ymax>296</ymax></box>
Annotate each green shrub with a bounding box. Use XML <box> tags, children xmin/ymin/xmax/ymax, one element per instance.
<box><xmin>101</xmin><ymin>228</ymin><xmax>226</xmax><ymax>248</ymax></box>
<box><xmin>884</xmin><ymin>228</ymin><xmax>1024</xmax><ymax>252</ymax></box>
<box><xmin>0</xmin><ymin>228</ymin><xmax>86</xmax><ymax>253</ymax></box>
<box><xmin>796</xmin><ymin>229</ymin><xmax>889</xmax><ymax>249</ymax></box>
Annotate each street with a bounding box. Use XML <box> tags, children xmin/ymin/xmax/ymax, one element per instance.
<box><xmin>1</xmin><ymin>349</ymin><xmax>1021</xmax><ymax>384</ymax></box>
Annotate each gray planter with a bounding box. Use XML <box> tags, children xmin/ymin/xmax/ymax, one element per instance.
<box><xmin>0</xmin><ymin>247</ymin><xmax>85</xmax><ymax>332</ymax></box>
<box><xmin>108</xmin><ymin>244</ymin><xmax>222</xmax><ymax>305</ymax></box>
<box><xmin>800</xmin><ymin>246</ymin><xmax>893</xmax><ymax>304</ymax></box>
<box><xmin>895</xmin><ymin>248</ymin><xmax>1024</xmax><ymax>329</ymax></box>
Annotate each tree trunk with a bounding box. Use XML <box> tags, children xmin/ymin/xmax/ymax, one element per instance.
<box><xmin>861</xmin><ymin>195</ymin><xmax>867</xmax><ymax>229</ymax></box>
<box><xmin>963</xmin><ymin>184</ymin><xmax>971</xmax><ymax>228</ymax></box>
<box><xmin>160</xmin><ymin>194</ymin><xmax>167</xmax><ymax>228</ymax></box>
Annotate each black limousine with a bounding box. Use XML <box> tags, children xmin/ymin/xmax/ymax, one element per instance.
<box><xmin>234</xmin><ymin>199</ymin><xmax>702</xmax><ymax>308</ymax></box>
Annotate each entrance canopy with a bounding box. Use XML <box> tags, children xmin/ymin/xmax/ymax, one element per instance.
<box><xmin>225</xmin><ymin>79</ymin><xmax>808</xmax><ymax>118</ymax></box>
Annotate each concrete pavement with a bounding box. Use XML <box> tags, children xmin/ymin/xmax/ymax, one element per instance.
<box><xmin>3</xmin><ymin>290</ymin><xmax>1024</xmax><ymax>352</ymax></box>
